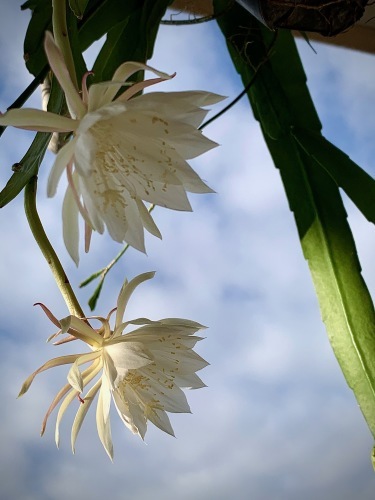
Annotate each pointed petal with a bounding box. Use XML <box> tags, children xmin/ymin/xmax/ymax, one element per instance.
<box><xmin>47</xmin><ymin>137</ymin><xmax>77</xmax><ymax>197</ymax></box>
<box><xmin>96</xmin><ymin>376</ymin><xmax>113</xmax><ymax>460</ymax></box>
<box><xmin>67</xmin><ymin>351</ymin><xmax>101</xmax><ymax>392</ymax></box>
<box><xmin>168</xmin><ymin>130</ymin><xmax>219</xmax><ymax>159</ymax></box>
<box><xmin>159</xmin><ymin>318</ymin><xmax>207</xmax><ymax>331</ymax></box>
<box><xmin>44</xmin><ymin>31</ymin><xmax>86</xmax><ymax>119</ymax></box>
<box><xmin>71</xmin><ymin>378</ymin><xmax>101</xmax><ymax>453</ymax></box>
<box><xmin>147</xmin><ymin>408</ymin><xmax>175</xmax><ymax>437</ymax></box>
<box><xmin>136</xmin><ymin>200</ymin><xmax>162</xmax><ymax>239</ymax></box>
<box><xmin>112</xmin><ymin>387</ymin><xmax>146</xmax><ymax>438</ymax></box>
<box><xmin>55</xmin><ymin>387</ymin><xmax>79</xmax><ymax>448</ymax></box>
<box><xmin>41</xmin><ymin>383</ymin><xmax>71</xmax><ymax>436</ymax></box>
<box><xmin>18</xmin><ymin>354</ymin><xmax>81</xmax><ymax>397</ymax></box>
<box><xmin>62</xmin><ymin>184</ymin><xmax>80</xmax><ymax>265</ymax></box>
<box><xmin>0</xmin><ymin>108</ymin><xmax>76</xmax><ymax>132</ymax></box>
<box><xmin>115</xmin><ymin>272</ymin><xmax>155</xmax><ymax>330</ymax></box>
<box><xmin>174</xmin><ymin>372</ymin><xmax>207</xmax><ymax>389</ymax></box>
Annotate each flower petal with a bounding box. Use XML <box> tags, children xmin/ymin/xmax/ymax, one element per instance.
<box><xmin>0</xmin><ymin>108</ymin><xmax>76</xmax><ymax>132</ymax></box>
<box><xmin>71</xmin><ymin>378</ymin><xmax>101</xmax><ymax>453</ymax></box>
<box><xmin>104</xmin><ymin>342</ymin><xmax>153</xmax><ymax>387</ymax></box>
<box><xmin>115</xmin><ymin>272</ymin><xmax>155</xmax><ymax>330</ymax></box>
<box><xmin>135</xmin><ymin>200</ymin><xmax>162</xmax><ymax>239</ymax></box>
<box><xmin>62</xmin><ymin>184</ymin><xmax>80</xmax><ymax>265</ymax></box>
<box><xmin>44</xmin><ymin>31</ymin><xmax>86</xmax><ymax>119</ymax></box>
<box><xmin>146</xmin><ymin>407</ymin><xmax>175</xmax><ymax>437</ymax></box>
<box><xmin>67</xmin><ymin>351</ymin><xmax>101</xmax><ymax>392</ymax></box>
<box><xmin>55</xmin><ymin>387</ymin><xmax>79</xmax><ymax>448</ymax></box>
<box><xmin>112</xmin><ymin>387</ymin><xmax>147</xmax><ymax>438</ymax></box>
<box><xmin>96</xmin><ymin>375</ymin><xmax>113</xmax><ymax>460</ymax></box>
<box><xmin>18</xmin><ymin>354</ymin><xmax>81</xmax><ymax>397</ymax></box>
<box><xmin>47</xmin><ymin>137</ymin><xmax>77</xmax><ymax>197</ymax></box>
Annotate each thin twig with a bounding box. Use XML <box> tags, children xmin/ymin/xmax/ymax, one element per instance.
<box><xmin>199</xmin><ymin>32</ymin><xmax>278</xmax><ymax>131</ymax></box>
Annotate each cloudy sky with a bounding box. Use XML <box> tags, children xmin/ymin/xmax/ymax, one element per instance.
<box><xmin>1</xmin><ymin>2</ymin><xmax>375</xmax><ymax>499</ymax></box>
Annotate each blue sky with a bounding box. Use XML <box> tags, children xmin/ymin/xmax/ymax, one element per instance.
<box><xmin>0</xmin><ymin>2</ymin><xmax>375</xmax><ymax>499</ymax></box>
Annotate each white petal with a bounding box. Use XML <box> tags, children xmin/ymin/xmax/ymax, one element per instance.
<box><xmin>76</xmin><ymin>175</ymin><xmax>105</xmax><ymax>234</ymax></box>
<box><xmin>146</xmin><ymin>408</ymin><xmax>175</xmax><ymax>437</ymax></box>
<box><xmin>76</xmin><ymin>101</ymin><xmax>128</xmax><ymax>136</ymax></box>
<box><xmin>75</xmin><ymin>152</ymin><xmax>148</xmax><ymax>248</ymax></box>
<box><xmin>71</xmin><ymin>378</ymin><xmax>101</xmax><ymax>453</ymax></box>
<box><xmin>67</xmin><ymin>351</ymin><xmax>100</xmax><ymax>392</ymax></box>
<box><xmin>96</xmin><ymin>376</ymin><xmax>113</xmax><ymax>460</ymax></box>
<box><xmin>159</xmin><ymin>318</ymin><xmax>207</xmax><ymax>331</ymax></box>
<box><xmin>62</xmin><ymin>184</ymin><xmax>80</xmax><ymax>265</ymax></box>
<box><xmin>146</xmin><ymin>90</ymin><xmax>226</xmax><ymax>107</ymax></box>
<box><xmin>132</xmin><ymin>370</ymin><xmax>191</xmax><ymax>413</ymax></box>
<box><xmin>47</xmin><ymin>137</ymin><xmax>77</xmax><ymax>197</ymax></box>
<box><xmin>115</xmin><ymin>272</ymin><xmax>155</xmax><ymax>330</ymax></box>
<box><xmin>174</xmin><ymin>372</ymin><xmax>207</xmax><ymax>389</ymax></box>
<box><xmin>168</xmin><ymin>130</ymin><xmax>219</xmax><ymax>159</ymax></box>
<box><xmin>150</xmin><ymin>348</ymin><xmax>209</xmax><ymax>374</ymax></box>
<box><xmin>0</xmin><ymin>108</ymin><xmax>76</xmax><ymax>132</ymax></box>
<box><xmin>135</xmin><ymin>200</ymin><xmax>162</xmax><ymax>239</ymax></box>
<box><xmin>73</xmin><ymin>133</ymin><xmax>96</xmax><ymax>177</ymax></box>
<box><xmin>55</xmin><ymin>387</ymin><xmax>78</xmax><ymax>448</ymax></box>
<box><xmin>128</xmin><ymin>92</ymin><xmax>208</xmax><ymax>127</ymax></box>
<box><xmin>67</xmin><ymin>361</ymin><xmax>84</xmax><ymax>393</ymax></box>
<box><xmin>113</xmin><ymin>386</ymin><xmax>147</xmax><ymax>438</ymax></box>
<box><xmin>104</xmin><ymin>342</ymin><xmax>153</xmax><ymax>387</ymax></box>
<box><xmin>44</xmin><ymin>32</ymin><xmax>86</xmax><ymax>119</ymax></box>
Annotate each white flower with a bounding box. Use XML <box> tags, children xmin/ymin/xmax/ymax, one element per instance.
<box><xmin>0</xmin><ymin>32</ymin><xmax>224</xmax><ymax>263</ymax></box>
<box><xmin>19</xmin><ymin>272</ymin><xmax>208</xmax><ymax>460</ymax></box>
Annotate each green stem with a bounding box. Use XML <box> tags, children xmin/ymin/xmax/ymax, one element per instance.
<box><xmin>24</xmin><ymin>176</ymin><xmax>84</xmax><ymax>317</ymax></box>
<box><xmin>52</xmin><ymin>0</ymin><xmax>78</xmax><ymax>89</ymax></box>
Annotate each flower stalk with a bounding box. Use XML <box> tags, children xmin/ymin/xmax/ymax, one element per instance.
<box><xmin>24</xmin><ymin>176</ymin><xmax>84</xmax><ymax>317</ymax></box>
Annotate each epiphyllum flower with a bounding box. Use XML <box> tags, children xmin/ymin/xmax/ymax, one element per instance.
<box><xmin>0</xmin><ymin>32</ymin><xmax>223</xmax><ymax>263</ymax></box>
<box><xmin>19</xmin><ymin>272</ymin><xmax>208</xmax><ymax>460</ymax></box>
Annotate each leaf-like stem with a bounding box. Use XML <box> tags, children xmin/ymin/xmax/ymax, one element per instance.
<box><xmin>24</xmin><ymin>176</ymin><xmax>84</xmax><ymax>317</ymax></box>
<box><xmin>52</xmin><ymin>0</ymin><xmax>78</xmax><ymax>89</ymax></box>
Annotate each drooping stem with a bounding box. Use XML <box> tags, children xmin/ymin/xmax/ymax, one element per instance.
<box><xmin>24</xmin><ymin>176</ymin><xmax>84</xmax><ymax>317</ymax></box>
<box><xmin>52</xmin><ymin>0</ymin><xmax>78</xmax><ymax>89</ymax></box>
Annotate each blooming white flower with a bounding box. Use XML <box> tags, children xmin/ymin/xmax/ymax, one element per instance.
<box><xmin>0</xmin><ymin>32</ymin><xmax>224</xmax><ymax>263</ymax></box>
<box><xmin>19</xmin><ymin>272</ymin><xmax>208</xmax><ymax>460</ymax></box>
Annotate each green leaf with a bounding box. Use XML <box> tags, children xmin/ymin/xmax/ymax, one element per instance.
<box><xmin>216</xmin><ymin>0</ymin><xmax>375</xmax><ymax>447</ymax></box>
<box><xmin>0</xmin><ymin>79</ymin><xmax>63</xmax><ymax>208</ymax></box>
<box><xmin>92</xmin><ymin>0</ymin><xmax>172</xmax><ymax>82</ymax></box>
<box><xmin>292</xmin><ymin>127</ymin><xmax>375</xmax><ymax>225</ymax></box>
<box><xmin>77</xmin><ymin>0</ymin><xmax>138</xmax><ymax>51</ymax></box>
<box><xmin>69</xmin><ymin>0</ymin><xmax>89</xmax><ymax>19</ymax></box>
<box><xmin>22</xmin><ymin>0</ymin><xmax>52</xmax><ymax>76</ymax></box>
